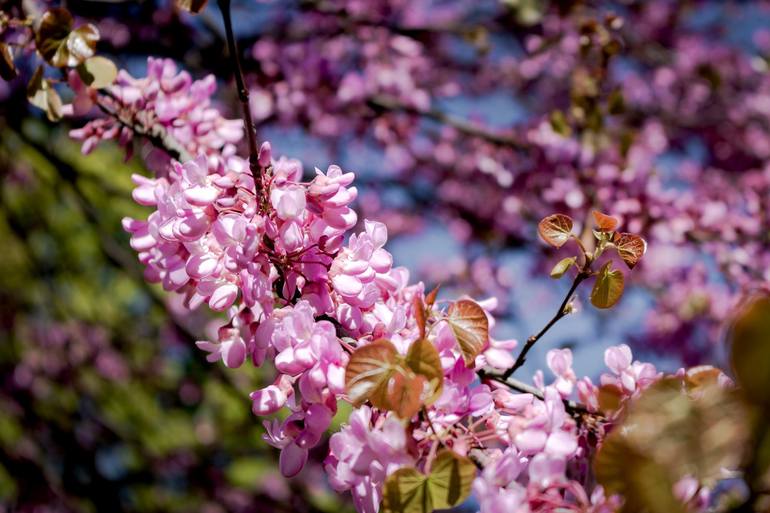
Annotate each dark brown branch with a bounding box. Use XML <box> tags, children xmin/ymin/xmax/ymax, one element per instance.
<box><xmin>217</xmin><ymin>0</ymin><xmax>263</xmax><ymax>197</ymax></box>
<box><xmin>502</xmin><ymin>271</ymin><xmax>589</xmax><ymax>380</ymax></box>
<box><xmin>368</xmin><ymin>95</ymin><xmax>526</xmax><ymax>150</ymax></box>
<box><xmin>95</xmin><ymin>95</ymin><xmax>193</xmax><ymax>162</ymax></box>
<box><xmin>478</xmin><ymin>368</ymin><xmax>594</xmax><ymax>416</ymax></box>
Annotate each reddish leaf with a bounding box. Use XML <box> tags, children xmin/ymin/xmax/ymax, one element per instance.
<box><xmin>345</xmin><ymin>339</ymin><xmax>400</xmax><ymax>408</ymax></box>
<box><xmin>597</xmin><ymin>383</ymin><xmax>624</xmax><ymax>414</ymax></box>
<box><xmin>446</xmin><ymin>300</ymin><xmax>489</xmax><ymax>367</ymax></box>
<box><xmin>538</xmin><ymin>214</ymin><xmax>574</xmax><ymax>248</ymax></box>
<box><xmin>425</xmin><ymin>285</ymin><xmax>440</xmax><ymax>307</ymax></box>
<box><xmin>613</xmin><ymin>232</ymin><xmax>647</xmax><ymax>269</ymax></box>
<box><xmin>35</xmin><ymin>8</ymin><xmax>98</xmax><ymax>67</ymax></box>
<box><xmin>413</xmin><ymin>295</ymin><xmax>426</xmax><ymax>339</ymax></box>
<box><xmin>592</xmin><ymin>210</ymin><xmax>619</xmax><ymax>232</ymax></box>
<box><xmin>35</xmin><ymin>8</ymin><xmax>73</xmax><ymax>65</ymax></box>
<box><xmin>590</xmin><ymin>262</ymin><xmax>624</xmax><ymax>309</ymax></box>
<box><xmin>684</xmin><ymin>365</ymin><xmax>722</xmax><ymax>392</ymax></box>
<box><xmin>388</xmin><ymin>372</ymin><xmax>424</xmax><ymax>419</ymax></box>
<box><xmin>405</xmin><ymin>338</ymin><xmax>443</xmax><ymax>405</ymax></box>
<box><xmin>345</xmin><ymin>339</ymin><xmax>432</xmax><ymax>419</ymax></box>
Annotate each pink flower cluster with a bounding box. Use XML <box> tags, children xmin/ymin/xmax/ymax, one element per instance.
<box><xmin>70</xmin><ymin>57</ymin><xmax>242</xmax><ymax>164</ymax></box>
<box><xmin>107</xmin><ymin>56</ymin><xmax>737</xmax><ymax>513</ymax></box>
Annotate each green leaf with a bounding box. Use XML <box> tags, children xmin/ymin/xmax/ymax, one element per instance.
<box><xmin>607</xmin><ymin>88</ymin><xmax>626</xmax><ymax>115</ymax></box>
<box><xmin>0</xmin><ymin>42</ymin><xmax>17</xmax><ymax>81</ymax></box>
<box><xmin>596</xmin><ymin>378</ymin><xmax>750</xmax><ymax>513</ymax></box>
<box><xmin>590</xmin><ymin>261</ymin><xmax>624</xmax><ymax>309</ymax></box>
<box><xmin>730</xmin><ymin>297</ymin><xmax>770</xmax><ymax>407</ymax></box>
<box><xmin>26</xmin><ymin>66</ymin><xmax>63</xmax><ymax>121</ymax></box>
<box><xmin>77</xmin><ymin>56</ymin><xmax>117</xmax><ymax>89</ymax></box>
<box><xmin>537</xmin><ymin>213</ymin><xmax>574</xmax><ymax>248</ymax></box>
<box><xmin>550</xmin><ymin>257</ymin><xmax>576</xmax><ymax>279</ymax></box>
<box><xmin>176</xmin><ymin>0</ymin><xmax>210</xmax><ymax>13</ymax></box>
<box><xmin>382</xmin><ymin>468</ymin><xmax>430</xmax><ymax>513</ymax></box>
<box><xmin>446</xmin><ymin>299</ymin><xmax>489</xmax><ymax>367</ymax></box>
<box><xmin>381</xmin><ymin>451</ymin><xmax>475</xmax><ymax>513</ymax></box>
<box><xmin>595</xmin><ymin>433</ymin><xmax>685</xmax><ymax>513</ymax></box>
<box><xmin>404</xmin><ymin>338</ymin><xmax>443</xmax><ymax>405</ymax></box>
<box><xmin>549</xmin><ymin>109</ymin><xmax>572</xmax><ymax>137</ymax></box>
<box><xmin>613</xmin><ymin>232</ymin><xmax>647</xmax><ymax>270</ymax></box>
<box><xmin>427</xmin><ymin>450</ymin><xmax>476</xmax><ymax>509</ymax></box>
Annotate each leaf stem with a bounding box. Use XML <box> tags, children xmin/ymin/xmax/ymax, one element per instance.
<box><xmin>501</xmin><ymin>270</ymin><xmax>589</xmax><ymax>380</ymax></box>
<box><xmin>216</xmin><ymin>0</ymin><xmax>263</xmax><ymax>198</ymax></box>
<box><xmin>478</xmin><ymin>368</ymin><xmax>596</xmax><ymax>416</ymax></box>
<box><xmin>422</xmin><ymin>406</ymin><xmax>447</xmax><ymax>449</ymax></box>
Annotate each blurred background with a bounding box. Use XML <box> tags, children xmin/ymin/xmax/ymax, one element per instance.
<box><xmin>3</xmin><ymin>0</ymin><xmax>770</xmax><ymax>511</ymax></box>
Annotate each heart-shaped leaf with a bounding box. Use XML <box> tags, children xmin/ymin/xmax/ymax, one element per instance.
<box><xmin>77</xmin><ymin>56</ymin><xmax>117</xmax><ymax>89</ymax></box>
<box><xmin>550</xmin><ymin>257</ymin><xmax>576</xmax><ymax>279</ymax></box>
<box><xmin>446</xmin><ymin>299</ymin><xmax>488</xmax><ymax>367</ymax></box>
<box><xmin>592</xmin><ymin>210</ymin><xmax>619</xmax><ymax>232</ymax></box>
<box><xmin>613</xmin><ymin>233</ymin><xmax>646</xmax><ymax>270</ymax></box>
<box><xmin>590</xmin><ymin>262</ymin><xmax>624</xmax><ymax>309</ymax></box>
<box><xmin>427</xmin><ymin>450</ymin><xmax>476</xmax><ymax>509</ymax></box>
<box><xmin>381</xmin><ymin>450</ymin><xmax>475</xmax><ymax>513</ymax></box>
<box><xmin>597</xmin><ymin>378</ymin><xmax>749</xmax><ymax>500</ymax></box>
<box><xmin>0</xmin><ymin>42</ymin><xmax>17</xmax><ymax>81</ymax></box>
<box><xmin>345</xmin><ymin>339</ymin><xmax>431</xmax><ymax>419</ymax></box>
<box><xmin>405</xmin><ymin>338</ymin><xmax>443</xmax><ymax>405</ymax></box>
<box><xmin>595</xmin><ymin>433</ymin><xmax>685</xmax><ymax>513</ymax></box>
<box><xmin>538</xmin><ymin>214</ymin><xmax>574</xmax><ymax>248</ymax></box>
<box><xmin>345</xmin><ymin>339</ymin><xmax>400</xmax><ymax>407</ymax></box>
<box><xmin>382</xmin><ymin>468</ymin><xmax>430</xmax><ymax>513</ymax></box>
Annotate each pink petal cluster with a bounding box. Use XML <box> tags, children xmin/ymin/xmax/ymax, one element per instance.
<box><xmin>70</xmin><ymin>57</ymin><xmax>243</xmax><ymax>163</ymax></box>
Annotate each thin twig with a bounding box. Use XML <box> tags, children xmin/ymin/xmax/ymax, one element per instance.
<box><xmin>501</xmin><ymin>271</ymin><xmax>589</xmax><ymax>379</ymax></box>
<box><xmin>368</xmin><ymin>95</ymin><xmax>526</xmax><ymax>150</ymax></box>
<box><xmin>217</xmin><ymin>0</ymin><xmax>263</xmax><ymax>197</ymax></box>
<box><xmin>478</xmin><ymin>368</ymin><xmax>595</xmax><ymax>416</ymax></box>
<box><xmin>95</xmin><ymin>94</ymin><xmax>193</xmax><ymax>162</ymax></box>
<box><xmin>422</xmin><ymin>406</ymin><xmax>447</xmax><ymax>449</ymax></box>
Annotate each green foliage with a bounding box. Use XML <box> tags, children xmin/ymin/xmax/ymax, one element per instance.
<box><xmin>590</xmin><ymin>261</ymin><xmax>624</xmax><ymax>309</ymax></box>
<box><xmin>381</xmin><ymin>450</ymin><xmax>475</xmax><ymax>513</ymax></box>
<box><xmin>550</xmin><ymin>257</ymin><xmax>576</xmax><ymax>279</ymax></box>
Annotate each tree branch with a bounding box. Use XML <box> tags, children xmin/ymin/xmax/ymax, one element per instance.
<box><xmin>217</xmin><ymin>0</ymin><xmax>263</xmax><ymax>198</ymax></box>
<box><xmin>502</xmin><ymin>270</ymin><xmax>589</xmax><ymax>379</ymax></box>
<box><xmin>368</xmin><ymin>95</ymin><xmax>526</xmax><ymax>150</ymax></box>
<box><xmin>478</xmin><ymin>368</ymin><xmax>594</xmax><ymax>416</ymax></box>
<box><xmin>95</xmin><ymin>95</ymin><xmax>193</xmax><ymax>162</ymax></box>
